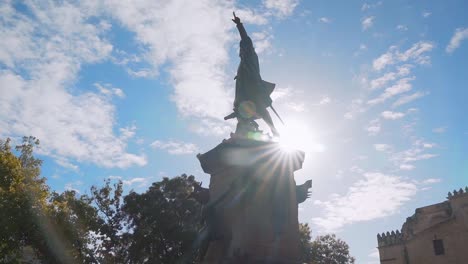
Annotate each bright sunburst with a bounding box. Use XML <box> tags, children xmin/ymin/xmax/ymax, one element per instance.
<box><xmin>277</xmin><ymin>119</ymin><xmax>325</xmax><ymax>153</ymax></box>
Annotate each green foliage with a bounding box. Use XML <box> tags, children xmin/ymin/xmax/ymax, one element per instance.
<box><xmin>0</xmin><ymin>137</ymin><xmax>51</xmax><ymax>262</ymax></box>
<box><xmin>298</xmin><ymin>223</ymin><xmax>356</xmax><ymax>264</ymax></box>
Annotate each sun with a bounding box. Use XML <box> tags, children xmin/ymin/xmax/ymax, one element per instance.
<box><xmin>277</xmin><ymin>119</ymin><xmax>325</xmax><ymax>153</ymax></box>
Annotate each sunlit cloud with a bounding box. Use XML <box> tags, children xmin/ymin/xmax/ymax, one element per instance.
<box><xmin>374</xmin><ymin>144</ymin><xmax>392</xmax><ymax>152</ymax></box>
<box><xmin>263</xmin><ymin>0</ymin><xmax>299</xmax><ymax>17</ymax></box>
<box><xmin>312</xmin><ymin>172</ymin><xmax>418</xmax><ymax>232</ymax></box>
<box><xmin>381</xmin><ymin>111</ymin><xmax>405</xmax><ymax>120</ymax></box>
<box><xmin>0</xmin><ymin>1</ymin><xmax>146</xmax><ymax>168</ymax></box>
<box><xmin>318</xmin><ymin>17</ymin><xmax>332</xmax><ymax>24</ymax></box>
<box><xmin>432</xmin><ymin>126</ymin><xmax>447</xmax><ymax>134</ymax></box>
<box><xmin>362</xmin><ymin>16</ymin><xmax>375</xmax><ymax>31</ymax></box>
<box><xmin>392</xmin><ymin>91</ymin><xmax>427</xmax><ymax>108</ymax></box>
<box><xmin>150</xmin><ymin>140</ymin><xmax>198</xmax><ymax>155</ymax></box>
<box><xmin>446</xmin><ymin>27</ymin><xmax>468</xmax><ymax>53</ymax></box>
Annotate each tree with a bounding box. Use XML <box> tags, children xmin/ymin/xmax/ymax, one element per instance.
<box><xmin>89</xmin><ymin>179</ymin><xmax>130</xmax><ymax>263</ymax></box>
<box><xmin>0</xmin><ymin>137</ymin><xmax>54</xmax><ymax>262</ymax></box>
<box><xmin>0</xmin><ymin>137</ymin><xmax>103</xmax><ymax>263</ymax></box>
<box><xmin>299</xmin><ymin>223</ymin><xmax>355</xmax><ymax>264</ymax></box>
<box><xmin>122</xmin><ymin>174</ymin><xmax>203</xmax><ymax>263</ymax></box>
<box><xmin>299</xmin><ymin>223</ymin><xmax>313</xmax><ymax>263</ymax></box>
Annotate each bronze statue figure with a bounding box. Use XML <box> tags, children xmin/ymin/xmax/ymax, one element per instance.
<box><xmin>224</xmin><ymin>12</ymin><xmax>281</xmax><ymax>137</ymax></box>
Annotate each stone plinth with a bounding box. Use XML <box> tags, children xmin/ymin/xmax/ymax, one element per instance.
<box><xmin>197</xmin><ymin>138</ymin><xmax>305</xmax><ymax>263</ymax></box>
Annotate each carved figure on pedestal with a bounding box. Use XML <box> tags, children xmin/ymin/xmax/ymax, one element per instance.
<box><xmin>224</xmin><ymin>12</ymin><xmax>282</xmax><ymax>137</ymax></box>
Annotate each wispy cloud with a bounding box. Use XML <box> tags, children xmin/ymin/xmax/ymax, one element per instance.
<box><xmin>446</xmin><ymin>28</ymin><xmax>468</xmax><ymax>53</ymax></box>
<box><xmin>422</xmin><ymin>178</ymin><xmax>442</xmax><ymax>184</ymax></box>
<box><xmin>374</xmin><ymin>144</ymin><xmax>392</xmax><ymax>152</ymax></box>
<box><xmin>94</xmin><ymin>83</ymin><xmax>125</xmax><ymax>98</ymax></box>
<box><xmin>123</xmin><ymin>177</ymin><xmax>148</xmax><ymax>187</ymax></box>
<box><xmin>432</xmin><ymin>126</ymin><xmax>447</xmax><ymax>134</ymax></box>
<box><xmin>318</xmin><ymin>17</ymin><xmax>332</xmax><ymax>24</ymax></box>
<box><xmin>312</xmin><ymin>172</ymin><xmax>417</xmax><ymax>232</ymax></box>
<box><xmin>367</xmin><ymin>77</ymin><xmax>415</xmax><ymax>105</ymax></box>
<box><xmin>362</xmin><ymin>16</ymin><xmax>375</xmax><ymax>31</ymax></box>
<box><xmin>390</xmin><ymin>140</ymin><xmax>438</xmax><ymax>170</ymax></box>
<box><xmin>396</xmin><ymin>24</ymin><xmax>408</xmax><ymax>31</ymax></box>
<box><xmin>262</xmin><ymin>0</ymin><xmax>299</xmax><ymax>17</ymax></box>
<box><xmin>150</xmin><ymin>140</ymin><xmax>198</xmax><ymax>155</ymax></box>
<box><xmin>422</xmin><ymin>11</ymin><xmax>432</xmax><ymax>18</ymax></box>
<box><xmin>366</xmin><ymin>119</ymin><xmax>381</xmax><ymax>136</ymax></box>
<box><xmin>370</xmin><ymin>64</ymin><xmax>411</xmax><ymax>90</ymax></box>
<box><xmin>373</xmin><ymin>42</ymin><xmax>434</xmax><ymax>71</ymax></box>
<box><xmin>65</xmin><ymin>180</ymin><xmax>84</xmax><ymax>193</ymax></box>
<box><xmin>381</xmin><ymin>111</ymin><xmax>405</xmax><ymax>120</ymax></box>
<box><xmin>361</xmin><ymin>2</ymin><xmax>382</xmax><ymax>11</ymax></box>
<box><xmin>392</xmin><ymin>91</ymin><xmax>427</xmax><ymax>108</ymax></box>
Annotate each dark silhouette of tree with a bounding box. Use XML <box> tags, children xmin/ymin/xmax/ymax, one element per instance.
<box><xmin>123</xmin><ymin>175</ymin><xmax>203</xmax><ymax>263</ymax></box>
<box><xmin>89</xmin><ymin>179</ymin><xmax>130</xmax><ymax>262</ymax></box>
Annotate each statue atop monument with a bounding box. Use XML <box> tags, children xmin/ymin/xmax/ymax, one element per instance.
<box><xmin>224</xmin><ymin>12</ymin><xmax>281</xmax><ymax>137</ymax></box>
<box><xmin>193</xmin><ymin>13</ymin><xmax>312</xmax><ymax>263</ymax></box>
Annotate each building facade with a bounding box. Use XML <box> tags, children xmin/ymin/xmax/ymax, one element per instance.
<box><xmin>377</xmin><ymin>187</ymin><xmax>468</xmax><ymax>264</ymax></box>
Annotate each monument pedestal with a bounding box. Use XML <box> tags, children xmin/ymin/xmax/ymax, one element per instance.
<box><xmin>197</xmin><ymin>137</ymin><xmax>305</xmax><ymax>263</ymax></box>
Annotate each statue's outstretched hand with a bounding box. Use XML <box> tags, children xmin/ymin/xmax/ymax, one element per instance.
<box><xmin>232</xmin><ymin>12</ymin><xmax>241</xmax><ymax>24</ymax></box>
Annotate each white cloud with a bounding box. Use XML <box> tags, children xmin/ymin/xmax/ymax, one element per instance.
<box><xmin>366</xmin><ymin>119</ymin><xmax>381</xmax><ymax>136</ymax></box>
<box><xmin>368</xmin><ymin>77</ymin><xmax>415</xmax><ymax>105</ymax></box>
<box><xmin>119</xmin><ymin>125</ymin><xmax>137</xmax><ymax>141</ymax></box>
<box><xmin>372</xmin><ymin>42</ymin><xmax>434</xmax><ymax>71</ymax></box>
<box><xmin>0</xmin><ymin>1</ymin><xmax>146</xmax><ymax>168</ymax></box>
<box><xmin>399</xmin><ymin>164</ymin><xmax>415</xmax><ymax>170</ymax></box>
<box><xmin>362</xmin><ymin>16</ymin><xmax>375</xmax><ymax>31</ymax></box>
<box><xmin>370</xmin><ymin>72</ymin><xmax>397</xmax><ymax>90</ymax></box>
<box><xmin>432</xmin><ymin>126</ymin><xmax>447</xmax><ymax>134</ymax></box>
<box><xmin>319</xmin><ymin>96</ymin><xmax>331</xmax><ymax>105</ymax></box>
<box><xmin>396</xmin><ymin>25</ymin><xmax>408</xmax><ymax>31</ymax></box>
<box><xmin>252</xmin><ymin>31</ymin><xmax>273</xmax><ymax>54</ymax></box>
<box><xmin>369</xmin><ymin>65</ymin><xmax>411</xmax><ymax>90</ymax></box>
<box><xmin>381</xmin><ymin>111</ymin><xmax>405</xmax><ymax>120</ymax></box>
<box><xmin>422</xmin><ymin>178</ymin><xmax>441</xmax><ymax>184</ymax></box>
<box><xmin>373</xmin><ymin>51</ymin><xmax>394</xmax><ymax>71</ymax></box>
<box><xmin>374</xmin><ymin>144</ymin><xmax>392</xmax><ymax>152</ymax></box>
<box><xmin>318</xmin><ymin>17</ymin><xmax>332</xmax><ymax>24</ymax></box>
<box><xmin>361</xmin><ymin>2</ymin><xmax>382</xmax><ymax>11</ymax></box>
<box><xmin>94</xmin><ymin>83</ymin><xmax>125</xmax><ymax>98</ymax></box>
<box><xmin>263</xmin><ymin>0</ymin><xmax>299</xmax><ymax>17</ymax></box>
<box><xmin>391</xmin><ymin>142</ymin><xmax>438</xmax><ymax>170</ymax></box>
<box><xmin>312</xmin><ymin>172</ymin><xmax>417</xmax><ymax>232</ymax></box>
<box><xmin>392</xmin><ymin>91</ymin><xmax>427</xmax><ymax>108</ymax></box>
<box><xmin>422</xmin><ymin>11</ymin><xmax>432</xmax><ymax>18</ymax></box>
<box><xmin>65</xmin><ymin>180</ymin><xmax>83</xmax><ymax>193</ymax></box>
<box><xmin>123</xmin><ymin>177</ymin><xmax>146</xmax><ymax>186</ymax></box>
<box><xmin>150</xmin><ymin>140</ymin><xmax>198</xmax><ymax>155</ymax></box>
<box><xmin>446</xmin><ymin>28</ymin><xmax>468</xmax><ymax>53</ymax></box>
<box><xmin>344</xmin><ymin>99</ymin><xmax>366</xmax><ymax>119</ymax></box>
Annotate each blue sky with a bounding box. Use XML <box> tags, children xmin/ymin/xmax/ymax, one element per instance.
<box><xmin>1</xmin><ymin>0</ymin><xmax>468</xmax><ymax>262</ymax></box>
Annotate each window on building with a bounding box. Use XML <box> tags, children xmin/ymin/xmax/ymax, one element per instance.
<box><xmin>433</xmin><ymin>239</ymin><xmax>445</xmax><ymax>255</ymax></box>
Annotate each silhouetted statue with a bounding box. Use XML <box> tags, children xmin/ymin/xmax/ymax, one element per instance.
<box><xmin>224</xmin><ymin>12</ymin><xmax>280</xmax><ymax>136</ymax></box>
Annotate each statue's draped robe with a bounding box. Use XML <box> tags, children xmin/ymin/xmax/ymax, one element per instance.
<box><xmin>234</xmin><ymin>23</ymin><xmax>275</xmax><ymax>112</ymax></box>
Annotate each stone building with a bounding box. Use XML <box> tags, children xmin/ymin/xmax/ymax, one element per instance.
<box><xmin>377</xmin><ymin>187</ymin><xmax>468</xmax><ymax>264</ymax></box>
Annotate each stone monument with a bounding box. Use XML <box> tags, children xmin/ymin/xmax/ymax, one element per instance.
<box><xmin>194</xmin><ymin>13</ymin><xmax>312</xmax><ymax>263</ymax></box>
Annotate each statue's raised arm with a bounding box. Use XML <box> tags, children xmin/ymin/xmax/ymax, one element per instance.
<box><xmin>232</xmin><ymin>12</ymin><xmax>248</xmax><ymax>40</ymax></box>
